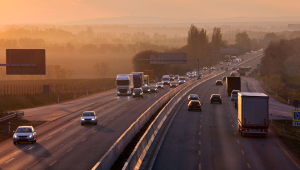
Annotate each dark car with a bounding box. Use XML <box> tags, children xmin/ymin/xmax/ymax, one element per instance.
<box><xmin>142</xmin><ymin>86</ymin><xmax>150</xmax><ymax>94</ymax></box>
<box><xmin>188</xmin><ymin>94</ymin><xmax>200</xmax><ymax>101</ymax></box>
<box><xmin>216</xmin><ymin>80</ymin><xmax>223</xmax><ymax>85</ymax></box>
<box><xmin>222</xmin><ymin>76</ymin><xmax>226</xmax><ymax>81</ymax></box>
<box><xmin>133</xmin><ymin>88</ymin><xmax>143</xmax><ymax>98</ymax></box>
<box><xmin>210</xmin><ymin>94</ymin><xmax>222</xmax><ymax>104</ymax></box>
<box><xmin>188</xmin><ymin>100</ymin><xmax>202</xmax><ymax>111</ymax></box>
<box><xmin>170</xmin><ymin>75</ymin><xmax>175</xmax><ymax>81</ymax></box>
<box><xmin>150</xmin><ymin>86</ymin><xmax>158</xmax><ymax>93</ymax></box>
<box><xmin>170</xmin><ymin>81</ymin><xmax>178</xmax><ymax>88</ymax></box>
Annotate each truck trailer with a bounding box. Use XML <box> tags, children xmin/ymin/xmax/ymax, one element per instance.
<box><xmin>226</xmin><ymin>77</ymin><xmax>241</xmax><ymax>96</ymax></box>
<box><xmin>116</xmin><ymin>74</ymin><xmax>134</xmax><ymax>96</ymax></box>
<box><xmin>238</xmin><ymin>92</ymin><xmax>269</xmax><ymax>137</ymax></box>
<box><xmin>131</xmin><ymin>72</ymin><xmax>144</xmax><ymax>88</ymax></box>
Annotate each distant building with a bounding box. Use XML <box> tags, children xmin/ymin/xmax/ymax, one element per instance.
<box><xmin>288</xmin><ymin>24</ymin><xmax>300</xmax><ymax>30</ymax></box>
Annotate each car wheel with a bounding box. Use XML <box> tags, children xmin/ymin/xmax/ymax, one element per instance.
<box><xmin>133</xmin><ymin>96</ymin><xmax>135</xmax><ymax>98</ymax></box>
<box><xmin>142</xmin><ymin>96</ymin><xmax>144</xmax><ymax>98</ymax></box>
<box><xmin>13</xmin><ymin>141</ymin><xmax>16</xmax><ymax>145</ymax></box>
<box><xmin>200</xmin><ymin>109</ymin><xmax>202</xmax><ymax>112</ymax></box>
<box><xmin>34</xmin><ymin>139</ymin><xmax>37</xmax><ymax>143</ymax></box>
<box><xmin>188</xmin><ymin>109</ymin><xmax>190</xmax><ymax>111</ymax></box>
<box><xmin>220</xmin><ymin>101</ymin><xmax>222</xmax><ymax>104</ymax></box>
<box><xmin>156</xmin><ymin>91</ymin><xmax>157</xmax><ymax>93</ymax></box>
<box><xmin>95</xmin><ymin>122</ymin><xmax>97</xmax><ymax>125</ymax></box>
<box><xmin>210</xmin><ymin>101</ymin><xmax>212</xmax><ymax>104</ymax></box>
<box><xmin>81</xmin><ymin>123</ymin><xmax>84</xmax><ymax>126</ymax></box>
<box><xmin>31</xmin><ymin>141</ymin><xmax>34</xmax><ymax>144</ymax></box>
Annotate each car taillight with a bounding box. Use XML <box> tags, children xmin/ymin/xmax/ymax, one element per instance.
<box><xmin>188</xmin><ymin>99</ymin><xmax>191</xmax><ymax>100</ymax></box>
<box><xmin>197</xmin><ymin>104</ymin><xmax>200</xmax><ymax>106</ymax></box>
<box><xmin>197</xmin><ymin>99</ymin><xmax>199</xmax><ymax>100</ymax></box>
<box><xmin>189</xmin><ymin>104</ymin><xmax>192</xmax><ymax>106</ymax></box>
<box><xmin>262</xmin><ymin>129</ymin><xmax>268</xmax><ymax>132</ymax></box>
<box><xmin>242</xmin><ymin>128</ymin><xmax>248</xmax><ymax>131</ymax></box>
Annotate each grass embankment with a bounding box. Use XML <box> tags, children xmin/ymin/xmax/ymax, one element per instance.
<box><xmin>0</xmin><ymin>78</ymin><xmax>115</xmax><ymax>114</ymax></box>
<box><xmin>271</xmin><ymin>120</ymin><xmax>300</xmax><ymax>160</ymax></box>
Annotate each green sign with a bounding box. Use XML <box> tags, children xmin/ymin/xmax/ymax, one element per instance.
<box><xmin>257</xmin><ymin>64</ymin><xmax>263</xmax><ymax>68</ymax></box>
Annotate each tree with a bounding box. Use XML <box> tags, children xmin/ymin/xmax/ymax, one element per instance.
<box><xmin>235</xmin><ymin>32</ymin><xmax>252</xmax><ymax>53</ymax></box>
<box><xmin>66</xmin><ymin>42</ymin><xmax>75</xmax><ymax>53</ymax></box>
<box><xmin>264</xmin><ymin>33</ymin><xmax>278</xmax><ymax>41</ymax></box>
<box><xmin>211</xmin><ymin>27</ymin><xmax>222</xmax><ymax>50</ymax></box>
<box><xmin>93</xmin><ymin>62</ymin><xmax>110</xmax><ymax>79</ymax></box>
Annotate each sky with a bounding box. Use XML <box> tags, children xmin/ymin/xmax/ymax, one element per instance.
<box><xmin>0</xmin><ymin>0</ymin><xmax>300</xmax><ymax>24</ymax></box>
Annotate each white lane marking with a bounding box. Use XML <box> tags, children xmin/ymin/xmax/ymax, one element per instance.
<box><xmin>28</xmin><ymin>146</ymin><xmax>35</xmax><ymax>150</ymax></box>
<box><xmin>49</xmin><ymin>160</ymin><xmax>57</xmax><ymax>166</ymax></box>
<box><xmin>5</xmin><ymin>158</ymin><xmax>14</xmax><ymax>163</ymax></box>
<box><xmin>199</xmin><ymin>151</ymin><xmax>201</xmax><ymax>155</ymax></box>
<box><xmin>111</xmin><ymin>117</ymin><xmax>114</xmax><ymax>120</ymax></box>
<box><xmin>61</xmin><ymin>129</ymin><xmax>66</xmax><ymax>132</ymax></box>
<box><xmin>199</xmin><ymin>164</ymin><xmax>201</xmax><ymax>170</ymax></box>
<box><xmin>241</xmin><ymin>150</ymin><xmax>245</xmax><ymax>154</ymax></box>
<box><xmin>93</xmin><ymin>130</ymin><xmax>97</xmax><ymax>133</ymax></box>
<box><xmin>199</xmin><ymin>132</ymin><xmax>201</xmax><ymax>135</ymax></box>
<box><xmin>199</xmin><ymin>140</ymin><xmax>201</xmax><ymax>144</ymax></box>
<box><xmin>247</xmin><ymin>163</ymin><xmax>251</xmax><ymax>169</ymax></box>
<box><xmin>67</xmin><ymin>148</ymin><xmax>73</xmax><ymax>152</ymax></box>
<box><xmin>237</xmin><ymin>140</ymin><xmax>240</xmax><ymax>144</ymax></box>
<box><xmin>82</xmin><ymin>138</ymin><xmax>86</xmax><ymax>142</ymax></box>
<box><xmin>46</xmin><ymin>136</ymin><xmax>52</xmax><ymax>140</ymax></box>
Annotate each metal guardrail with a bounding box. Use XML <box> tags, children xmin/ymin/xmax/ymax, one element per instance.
<box><xmin>0</xmin><ymin>111</ymin><xmax>24</xmax><ymax>123</ymax></box>
<box><xmin>92</xmin><ymin>77</ymin><xmax>195</xmax><ymax>170</ymax></box>
<box><xmin>122</xmin><ymin>71</ymin><xmax>225</xmax><ymax>170</ymax></box>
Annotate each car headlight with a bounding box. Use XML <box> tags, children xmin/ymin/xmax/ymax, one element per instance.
<box><xmin>81</xmin><ymin>118</ymin><xmax>85</xmax><ymax>121</ymax></box>
<box><xmin>155</xmin><ymin>89</ymin><xmax>157</xmax><ymax>90</ymax></box>
<box><xmin>117</xmin><ymin>91</ymin><xmax>120</xmax><ymax>93</ymax></box>
<box><xmin>140</xmin><ymin>93</ymin><xmax>143</xmax><ymax>95</ymax></box>
<box><xmin>128</xmin><ymin>91</ymin><xmax>130</xmax><ymax>93</ymax></box>
<box><xmin>92</xmin><ymin>118</ymin><xmax>95</xmax><ymax>120</ymax></box>
<box><xmin>133</xmin><ymin>93</ymin><xmax>135</xmax><ymax>95</ymax></box>
<box><xmin>28</xmin><ymin>135</ymin><xmax>32</xmax><ymax>138</ymax></box>
<box><xmin>148</xmin><ymin>89</ymin><xmax>150</xmax><ymax>91</ymax></box>
<box><xmin>13</xmin><ymin>134</ymin><xmax>17</xmax><ymax>138</ymax></box>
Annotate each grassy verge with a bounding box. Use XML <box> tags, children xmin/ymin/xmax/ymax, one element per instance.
<box><xmin>270</xmin><ymin>120</ymin><xmax>300</xmax><ymax>160</ymax></box>
<box><xmin>0</xmin><ymin>118</ymin><xmax>45</xmax><ymax>143</ymax></box>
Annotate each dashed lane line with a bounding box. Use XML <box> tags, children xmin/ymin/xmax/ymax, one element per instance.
<box><xmin>28</xmin><ymin>146</ymin><xmax>35</xmax><ymax>150</ymax></box>
<box><xmin>46</xmin><ymin>136</ymin><xmax>52</xmax><ymax>140</ymax></box>
<box><xmin>67</xmin><ymin>148</ymin><xmax>73</xmax><ymax>152</ymax></box>
<box><xmin>199</xmin><ymin>140</ymin><xmax>201</xmax><ymax>145</ymax></box>
<box><xmin>49</xmin><ymin>160</ymin><xmax>57</xmax><ymax>166</ymax></box>
<box><xmin>199</xmin><ymin>164</ymin><xmax>201</xmax><ymax>170</ymax></box>
<box><xmin>93</xmin><ymin>130</ymin><xmax>97</xmax><ymax>133</ymax></box>
<box><xmin>241</xmin><ymin>150</ymin><xmax>245</xmax><ymax>154</ymax></box>
<box><xmin>199</xmin><ymin>151</ymin><xmax>201</xmax><ymax>155</ymax></box>
<box><xmin>5</xmin><ymin>158</ymin><xmax>14</xmax><ymax>164</ymax></box>
<box><xmin>237</xmin><ymin>140</ymin><xmax>240</xmax><ymax>144</ymax></box>
<box><xmin>247</xmin><ymin>163</ymin><xmax>251</xmax><ymax>169</ymax></box>
<box><xmin>82</xmin><ymin>138</ymin><xmax>86</xmax><ymax>142</ymax></box>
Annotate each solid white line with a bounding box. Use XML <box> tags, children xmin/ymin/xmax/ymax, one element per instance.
<box><xmin>28</xmin><ymin>146</ymin><xmax>35</xmax><ymax>150</ymax></box>
<box><xmin>5</xmin><ymin>158</ymin><xmax>14</xmax><ymax>164</ymax></box>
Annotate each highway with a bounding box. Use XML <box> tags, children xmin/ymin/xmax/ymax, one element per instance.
<box><xmin>149</xmin><ymin>56</ymin><xmax>300</xmax><ymax>170</ymax></box>
<box><xmin>0</xmin><ymin>52</ymin><xmax>262</xmax><ymax>170</ymax></box>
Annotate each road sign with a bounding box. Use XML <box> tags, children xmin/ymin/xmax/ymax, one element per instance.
<box><xmin>293</xmin><ymin>100</ymin><xmax>300</xmax><ymax>108</ymax></box>
<box><xmin>150</xmin><ymin>53</ymin><xmax>187</xmax><ymax>64</ymax></box>
<box><xmin>6</xmin><ymin>49</ymin><xmax>46</xmax><ymax>75</ymax></box>
<box><xmin>292</xmin><ymin>111</ymin><xmax>300</xmax><ymax>122</ymax></box>
<box><xmin>293</xmin><ymin>121</ymin><xmax>300</xmax><ymax>126</ymax></box>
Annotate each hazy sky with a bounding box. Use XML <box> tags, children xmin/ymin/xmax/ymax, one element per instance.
<box><xmin>0</xmin><ymin>0</ymin><xmax>300</xmax><ymax>24</ymax></box>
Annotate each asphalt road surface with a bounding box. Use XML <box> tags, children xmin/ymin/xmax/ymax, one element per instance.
<box><xmin>0</xmin><ymin>52</ymin><xmax>262</xmax><ymax>170</ymax></box>
<box><xmin>152</xmin><ymin>57</ymin><xmax>300</xmax><ymax>170</ymax></box>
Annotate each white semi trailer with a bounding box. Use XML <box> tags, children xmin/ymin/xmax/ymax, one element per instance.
<box><xmin>116</xmin><ymin>74</ymin><xmax>134</xmax><ymax>96</ymax></box>
<box><xmin>238</xmin><ymin>92</ymin><xmax>269</xmax><ymax>137</ymax></box>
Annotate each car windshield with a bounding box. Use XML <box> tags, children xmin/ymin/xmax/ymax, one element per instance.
<box><xmin>16</xmin><ymin>128</ymin><xmax>32</xmax><ymax>133</ymax></box>
<box><xmin>116</xmin><ymin>80</ymin><xmax>129</xmax><ymax>85</ymax></box>
<box><xmin>179</xmin><ymin>78</ymin><xmax>185</xmax><ymax>80</ymax></box>
<box><xmin>83</xmin><ymin>112</ymin><xmax>94</xmax><ymax>116</ymax></box>
<box><xmin>157</xmin><ymin>83</ymin><xmax>162</xmax><ymax>85</ymax></box>
<box><xmin>190</xmin><ymin>95</ymin><xmax>198</xmax><ymax>98</ymax></box>
<box><xmin>150</xmin><ymin>86</ymin><xmax>155</xmax><ymax>89</ymax></box>
<box><xmin>213</xmin><ymin>95</ymin><xmax>220</xmax><ymax>98</ymax></box>
<box><xmin>162</xmin><ymin>78</ymin><xmax>169</xmax><ymax>80</ymax></box>
<box><xmin>142</xmin><ymin>87</ymin><xmax>149</xmax><ymax>90</ymax></box>
<box><xmin>171</xmin><ymin>82</ymin><xmax>177</xmax><ymax>84</ymax></box>
<box><xmin>134</xmin><ymin>89</ymin><xmax>141</xmax><ymax>92</ymax></box>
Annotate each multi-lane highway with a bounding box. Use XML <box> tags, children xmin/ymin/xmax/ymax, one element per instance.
<box><xmin>0</xmin><ymin>52</ymin><xmax>264</xmax><ymax>170</ymax></box>
<box><xmin>148</xmin><ymin>56</ymin><xmax>300</xmax><ymax>170</ymax></box>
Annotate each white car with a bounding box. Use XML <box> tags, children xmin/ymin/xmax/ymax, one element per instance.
<box><xmin>211</xmin><ymin>67</ymin><xmax>215</xmax><ymax>70</ymax></box>
<box><xmin>156</xmin><ymin>82</ymin><xmax>164</xmax><ymax>89</ymax></box>
<box><xmin>203</xmin><ymin>67</ymin><xmax>207</xmax><ymax>70</ymax></box>
<box><xmin>246</xmin><ymin>52</ymin><xmax>249</xmax><ymax>55</ymax></box>
<box><xmin>178</xmin><ymin>77</ymin><xmax>186</xmax><ymax>84</ymax></box>
<box><xmin>170</xmin><ymin>81</ymin><xmax>178</xmax><ymax>88</ymax></box>
<box><xmin>13</xmin><ymin>126</ymin><xmax>37</xmax><ymax>144</ymax></box>
<box><xmin>231</xmin><ymin>90</ymin><xmax>240</xmax><ymax>101</ymax></box>
<box><xmin>81</xmin><ymin>111</ymin><xmax>97</xmax><ymax>125</ymax></box>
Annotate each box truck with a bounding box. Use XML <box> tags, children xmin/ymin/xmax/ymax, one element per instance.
<box><xmin>238</xmin><ymin>92</ymin><xmax>269</xmax><ymax>137</ymax></box>
<box><xmin>226</xmin><ymin>77</ymin><xmax>241</xmax><ymax>96</ymax></box>
<box><xmin>131</xmin><ymin>72</ymin><xmax>144</xmax><ymax>88</ymax></box>
<box><xmin>116</xmin><ymin>74</ymin><xmax>134</xmax><ymax>96</ymax></box>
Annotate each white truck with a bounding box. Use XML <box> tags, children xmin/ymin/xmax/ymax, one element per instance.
<box><xmin>232</xmin><ymin>64</ymin><xmax>237</xmax><ymax>70</ymax></box>
<box><xmin>238</xmin><ymin>92</ymin><xmax>269</xmax><ymax>137</ymax></box>
<box><xmin>116</xmin><ymin>74</ymin><xmax>134</xmax><ymax>96</ymax></box>
<box><xmin>162</xmin><ymin>75</ymin><xmax>170</xmax><ymax>85</ymax></box>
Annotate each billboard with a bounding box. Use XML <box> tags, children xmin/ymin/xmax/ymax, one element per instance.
<box><xmin>150</xmin><ymin>53</ymin><xmax>187</xmax><ymax>64</ymax></box>
<box><xmin>6</xmin><ymin>49</ymin><xmax>46</xmax><ymax>75</ymax></box>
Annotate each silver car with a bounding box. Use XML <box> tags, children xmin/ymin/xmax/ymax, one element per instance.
<box><xmin>156</xmin><ymin>82</ymin><xmax>164</xmax><ymax>89</ymax></box>
<box><xmin>81</xmin><ymin>111</ymin><xmax>97</xmax><ymax>125</ymax></box>
<box><xmin>13</xmin><ymin>126</ymin><xmax>37</xmax><ymax>144</ymax></box>
<box><xmin>170</xmin><ymin>81</ymin><xmax>178</xmax><ymax>88</ymax></box>
<box><xmin>178</xmin><ymin>77</ymin><xmax>186</xmax><ymax>84</ymax></box>
<box><xmin>231</xmin><ymin>90</ymin><xmax>240</xmax><ymax>101</ymax></box>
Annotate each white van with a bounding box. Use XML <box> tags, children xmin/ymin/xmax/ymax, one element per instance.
<box><xmin>162</xmin><ymin>75</ymin><xmax>170</xmax><ymax>85</ymax></box>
